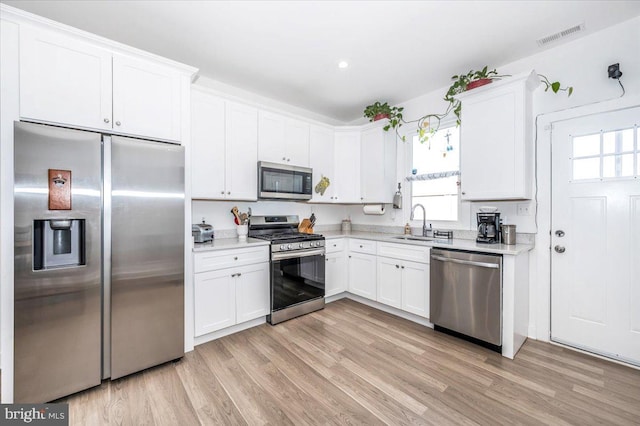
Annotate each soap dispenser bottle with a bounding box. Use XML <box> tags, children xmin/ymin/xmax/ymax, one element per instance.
<box><xmin>393</xmin><ymin>183</ymin><xmax>402</xmax><ymax>209</ymax></box>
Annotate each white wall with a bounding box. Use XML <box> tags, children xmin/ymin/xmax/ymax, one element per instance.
<box><xmin>348</xmin><ymin>16</ymin><xmax>640</xmax><ymax>236</ymax></box>
<box><xmin>193</xmin><ymin>200</ymin><xmax>348</xmax><ymax>234</ymax></box>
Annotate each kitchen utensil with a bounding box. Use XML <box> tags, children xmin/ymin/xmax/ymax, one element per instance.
<box><xmin>310</xmin><ymin>213</ymin><xmax>316</xmax><ymax>227</ymax></box>
<box><xmin>230</xmin><ymin>206</ymin><xmax>241</xmax><ymax>225</ymax></box>
<box><xmin>240</xmin><ymin>213</ymin><xmax>248</xmax><ymax>224</ymax></box>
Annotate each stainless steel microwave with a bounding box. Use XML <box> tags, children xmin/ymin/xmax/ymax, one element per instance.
<box><xmin>258</xmin><ymin>161</ymin><xmax>313</xmax><ymax>200</ymax></box>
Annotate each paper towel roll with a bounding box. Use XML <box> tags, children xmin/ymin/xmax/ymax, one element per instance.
<box><xmin>363</xmin><ymin>204</ymin><xmax>385</xmax><ymax>215</ymax></box>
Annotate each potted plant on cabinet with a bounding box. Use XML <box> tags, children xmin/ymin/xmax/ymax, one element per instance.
<box><xmin>363</xmin><ymin>101</ymin><xmax>404</xmax><ymax>131</ymax></box>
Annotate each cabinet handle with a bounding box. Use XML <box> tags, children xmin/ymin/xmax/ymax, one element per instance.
<box><xmin>115</xmin><ymin>121</ymin><xmax>121</xmax><ymax>126</ymax></box>
<box><xmin>104</xmin><ymin>118</ymin><xmax>110</xmax><ymax>123</ymax></box>
<box><xmin>395</xmin><ymin>264</ymin><xmax>399</xmax><ymax>268</ymax></box>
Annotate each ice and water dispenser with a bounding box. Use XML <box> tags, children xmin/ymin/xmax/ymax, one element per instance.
<box><xmin>33</xmin><ymin>219</ymin><xmax>86</xmax><ymax>270</ymax></box>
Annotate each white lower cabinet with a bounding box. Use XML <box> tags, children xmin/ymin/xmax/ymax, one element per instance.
<box><xmin>400</xmin><ymin>259</ymin><xmax>430</xmax><ymax>318</ymax></box>
<box><xmin>325</xmin><ymin>252</ymin><xmax>348</xmax><ymax>297</ymax></box>
<box><xmin>377</xmin><ymin>257</ymin><xmax>402</xmax><ymax>308</ymax></box>
<box><xmin>194</xmin><ymin>251</ymin><xmax>269</xmax><ymax>337</ymax></box>
<box><xmin>377</xmin><ymin>256</ymin><xmax>430</xmax><ymax>317</ymax></box>
<box><xmin>348</xmin><ymin>252</ymin><xmax>377</xmax><ymax>300</ymax></box>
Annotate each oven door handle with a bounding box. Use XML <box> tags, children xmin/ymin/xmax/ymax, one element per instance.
<box><xmin>271</xmin><ymin>248</ymin><xmax>325</xmax><ymax>261</ymax></box>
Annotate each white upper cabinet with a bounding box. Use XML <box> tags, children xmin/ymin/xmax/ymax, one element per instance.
<box><xmin>191</xmin><ymin>88</ymin><xmax>226</xmax><ymax>199</ymax></box>
<box><xmin>19</xmin><ymin>25</ymin><xmax>192</xmax><ymax>143</ymax></box>
<box><xmin>457</xmin><ymin>70</ymin><xmax>539</xmax><ymax>200</ymax></box>
<box><xmin>20</xmin><ymin>26</ymin><xmax>112</xmax><ymax>132</ymax></box>
<box><xmin>309</xmin><ymin>125</ymin><xmax>335</xmax><ymax>202</ymax></box>
<box><xmin>112</xmin><ymin>54</ymin><xmax>182</xmax><ymax>142</ymax></box>
<box><xmin>258</xmin><ymin>111</ymin><xmax>310</xmax><ymax>167</ymax></box>
<box><xmin>333</xmin><ymin>130</ymin><xmax>361</xmax><ymax>203</ymax></box>
<box><xmin>226</xmin><ymin>101</ymin><xmax>259</xmax><ymax>200</ymax></box>
<box><xmin>191</xmin><ymin>89</ymin><xmax>258</xmax><ymax>200</ymax></box>
<box><xmin>360</xmin><ymin>126</ymin><xmax>397</xmax><ymax>203</ymax></box>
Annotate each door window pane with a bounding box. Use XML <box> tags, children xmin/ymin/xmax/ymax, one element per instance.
<box><xmin>573</xmin><ymin>158</ymin><xmax>600</xmax><ymax>180</ymax></box>
<box><xmin>603</xmin><ymin>128</ymin><xmax>634</xmax><ymax>154</ymax></box>
<box><xmin>573</xmin><ymin>134</ymin><xmax>600</xmax><ymax>157</ymax></box>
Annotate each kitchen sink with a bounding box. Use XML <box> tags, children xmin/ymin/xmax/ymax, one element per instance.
<box><xmin>392</xmin><ymin>235</ymin><xmax>438</xmax><ymax>242</ymax></box>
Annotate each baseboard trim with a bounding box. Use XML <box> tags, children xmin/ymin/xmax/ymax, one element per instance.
<box><xmin>194</xmin><ymin>317</ymin><xmax>266</xmax><ymax>347</ymax></box>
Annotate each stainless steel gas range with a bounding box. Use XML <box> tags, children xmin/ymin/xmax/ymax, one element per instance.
<box><xmin>249</xmin><ymin>215</ymin><xmax>325</xmax><ymax>324</ymax></box>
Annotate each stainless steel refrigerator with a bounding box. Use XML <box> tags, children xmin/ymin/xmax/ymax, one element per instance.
<box><xmin>13</xmin><ymin>121</ymin><xmax>185</xmax><ymax>403</ymax></box>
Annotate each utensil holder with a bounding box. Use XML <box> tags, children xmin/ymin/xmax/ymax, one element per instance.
<box><xmin>237</xmin><ymin>224</ymin><xmax>248</xmax><ymax>240</ymax></box>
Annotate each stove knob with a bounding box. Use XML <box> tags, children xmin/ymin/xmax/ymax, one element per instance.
<box><xmin>287</xmin><ymin>244</ymin><xmax>292</xmax><ymax>250</ymax></box>
<box><xmin>280</xmin><ymin>245</ymin><xmax>286</xmax><ymax>250</ymax></box>
<box><xmin>311</xmin><ymin>241</ymin><xmax>316</xmax><ymax>247</ymax></box>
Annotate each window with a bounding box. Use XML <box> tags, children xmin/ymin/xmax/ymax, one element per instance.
<box><xmin>571</xmin><ymin>126</ymin><xmax>638</xmax><ymax>181</ymax></box>
<box><xmin>410</xmin><ymin>126</ymin><xmax>460</xmax><ymax>221</ymax></box>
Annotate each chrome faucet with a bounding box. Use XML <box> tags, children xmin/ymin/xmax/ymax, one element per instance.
<box><xmin>410</xmin><ymin>204</ymin><xmax>431</xmax><ymax>237</ymax></box>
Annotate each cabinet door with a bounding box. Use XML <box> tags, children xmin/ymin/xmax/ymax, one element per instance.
<box><xmin>191</xmin><ymin>89</ymin><xmax>226</xmax><ymax>199</ymax></box>
<box><xmin>194</xmin><ymin>269</ymin><xmax>236</xmax><ymax>336</ymax></box>
<box><xmin>236</xmin><ymin>262</ymin><xmax>270</xmax><ymax>323</ymax></box>
<box><xmin>377</xmin><ymin>257</ymin><xmax>402</xmax><ymax>308</ymax></box>
<box><xmin>401</xmin><ymin>260</ymin><xmax>430</xmax><ymax>318</ymax></box>
<box><xmin>20</xmin><ymin>26</ymin><xmax>112</xmax><ymax>131</ymax></box>
<box><xmin>348</xmin><ymin>252</ymin><xmax>376</xmax><ymax>300</ymax></box>
<box><xmin>112</xmin><ymin>54</ymin><xmax>181</xmax><ymax>142</ymax></box>
<box><xmin>285</xmin><ymin>118</ymin><xmax>310</xmax><ymax>167</ymax></box>
<box><xmin>361</xmin><ymin>127</ymin><xmax>396</xmax><ymax>203</ymax></box>
<box><xmin>458</xmin><ymin>72</ymin><xmax>536</xmax><ymax>200</ymax></box>
<box><xmin>309</xmin><ymin>125</ymin><xmax>335</xmax><ymax>202</ymax></box>
<box><xmin>258</xmin><ymin>111</ymin><xmax>286</xmax><ymax>163</ymax></box>
<box><xmin>325</xmin><ymin>252</ymin><xmax>348</xmax><ymax>297</ymax></box>
<box><xmin>226</xmin><ymin>102</ymin><xmax>258</xmax><ymax>200</ymax></box>
<box><xmin>334</xmin><ymin>131</ymin><xmax>361</xmax><ymax>203</ymax></box>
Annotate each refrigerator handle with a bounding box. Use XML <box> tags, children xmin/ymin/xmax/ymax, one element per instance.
<box><xmin>102</xmin><ymin>135</ymin><xmax>112</xmax><ymax>380</ymax></box>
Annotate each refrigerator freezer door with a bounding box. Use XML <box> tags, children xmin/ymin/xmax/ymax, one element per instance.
<box><xmin>14</xmin><ymin>122</ymin><xmax>102</xmax><ymax>403</ymax></box>
<box><xmin>110</xmin><ymin>136</ymin><xmax>185</xmax><ymax>379</ymax></box>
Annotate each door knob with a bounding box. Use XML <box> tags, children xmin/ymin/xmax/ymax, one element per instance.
<box><xmin>554</xmin><ymin>245</ymin><xmax>566</xmax><ymax>253</ymax></box>
<box><xmin>555</xmin><ymin>230</ymin><xmax>565</xmax><ymax>237</ymax></box>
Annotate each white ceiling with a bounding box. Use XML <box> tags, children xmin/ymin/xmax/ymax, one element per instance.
<box><xmin>4</xmin><ymin>1</ymin><xmax>640</xmax><ymax>123</ymax></box>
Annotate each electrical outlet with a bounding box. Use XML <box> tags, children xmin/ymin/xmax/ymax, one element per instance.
<box><xmin>517</xmin><ymin>203</ymin><xmax>532</xmax><ymax>216</ymax></box>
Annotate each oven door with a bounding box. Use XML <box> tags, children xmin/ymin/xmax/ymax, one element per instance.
<box><xmin>271</xmin><ymin>248</ymin><xmax>325</xmax><ymax>312</ymax></box>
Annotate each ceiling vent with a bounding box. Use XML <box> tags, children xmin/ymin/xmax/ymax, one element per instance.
<box><xmin>536</xmin><ymin>23</ymin><xmax>585</xmax><ymax>47</ymax></box>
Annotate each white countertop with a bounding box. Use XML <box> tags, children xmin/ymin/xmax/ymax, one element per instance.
<box><xmin>192</xmin><ymin>237</ymin><xmax>269</xmax><ymax>252</ymax></box>
<box><xmin>193</xmin><ymin>230</ymin><xmax>533</xmax><ymax>255</ymax></box>
<box><xmin>320</xmin><ymin>231</ymin><xmax>533</xmax><ymax>255</ymax></box>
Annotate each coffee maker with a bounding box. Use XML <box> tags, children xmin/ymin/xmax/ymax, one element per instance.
<box><xmin>476</xmin><ymin>212</ymin><xmax>501</xmax><ymax>244</ymax></box>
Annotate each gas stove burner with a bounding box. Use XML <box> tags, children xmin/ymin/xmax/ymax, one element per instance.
<box><xmin>253</xmin><ymin>232</ymin><xmax>324</xmax><ymax>242</ymax></box>
<box><xmin>248</xmin><ymin>215</ymin><xmax>325</xmax><ymax>253</ymax></box>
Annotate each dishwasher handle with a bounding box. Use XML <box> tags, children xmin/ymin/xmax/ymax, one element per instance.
<box><xmin>430</xmin><ymin>255</ymin><xmax>500</xmax><ymax>269</ymax></box>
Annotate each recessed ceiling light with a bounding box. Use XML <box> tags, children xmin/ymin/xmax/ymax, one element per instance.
<box><xmin>338</xmin><ymin>61</ymin><xmax>349</xmax><ymax>69</ymax></box>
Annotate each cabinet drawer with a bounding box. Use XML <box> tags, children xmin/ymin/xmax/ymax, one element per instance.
<box><xmin>349</xmin><ymin>238</ymin><xmax>377</xmax><ymax>255</ymax></box>
<box><xmin>325</xmin><ymin>238</ymin><xmax>345</xmax><ymax>254</ymax></box>
<box><xmin>194</xmin><ymin>246</ymin><xmax>269</xmax><ymax>273</ymax></box>
<box><xmin>377</xmin><ymin>242</ymin><xmax>430</xmax><ymax>264</ymax></box>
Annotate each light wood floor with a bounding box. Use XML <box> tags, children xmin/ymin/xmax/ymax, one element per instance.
<box><xmin>58</xmin><ymin>299</ymin><xmax>640</xmax><ymax>425</ymax></box>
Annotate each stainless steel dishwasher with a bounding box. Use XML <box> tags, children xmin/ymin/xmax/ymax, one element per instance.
<box><xmin>430</xmin><ymin>248</ymin><xmax>502</xmax><ymax>350</ymax></box>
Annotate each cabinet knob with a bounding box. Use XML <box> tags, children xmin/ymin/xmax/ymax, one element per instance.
<box><xmin>401</xmin><ymin>266</ymin><xmax>405</xmax><ymax>269</ymax></box>
<box><xmin>359</xmin><ymin>245</ymin><xmax>363</xmax><ymax>248</ymax></box>
<box><xmin>104</xmin><ymin>118</ymin><xmax>110</xmax><ymax>123</ymax></box>
<box><xmin>287</xmin><ymin>158</ymin><xmax>290</xmax><ymax>162</ymax></box>
<box><xmin>348</xmin><ymin>255</ymin><xmax>352</xmax><ymax>258</ymax></box>
<box><xmin>326</xmin><ymin>258</ymin><xmax>329</xmax><ymax>262</ymax></box>
<box><xmin>282</xmin><ymin>157</ymin><xmax>286</xmax><ymax>161</ymax></box>
<box><xmin>234</xmin><ymin>256</ymin><xmax>238</xmax><ymax>260</ymax></box>
<box><xmin>115</xmin><ymin>121</ymin><xmax>121</xmax><ymax>126</ymax></box>
<box><xmin>227</xmin><ymin>191</ymin><xmax>231</xmax><ymax>195</ymax></box>
<box><xmin>237</xmin><ymin>273</ymin><xmax>242</xmax><ymax>277</ymax></box>
<box><xmin>395</xmin><ymin>264</ymin><xmax>399</xmax><ymax>268</ymax></box>
<box><xmin>221</xmin><ymin>191</ymin><xmax>225</xmax><ymax>195</ymax></box>
<box><xmin>461</xmin><ymin>191</ymin><xmax>466</xmax><ymax>195</ymax></box>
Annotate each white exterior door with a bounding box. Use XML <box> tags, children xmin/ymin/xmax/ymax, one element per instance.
<box><xmin>551</xmin><ymin>106</ymin><xmax>640</xmax><ymax>366</ymax></box>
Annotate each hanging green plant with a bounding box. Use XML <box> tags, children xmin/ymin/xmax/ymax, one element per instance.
<box><xmin>538</xmin><ymin>74</ymin><xmax>574</xmax><ymax>96</ymax></box>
